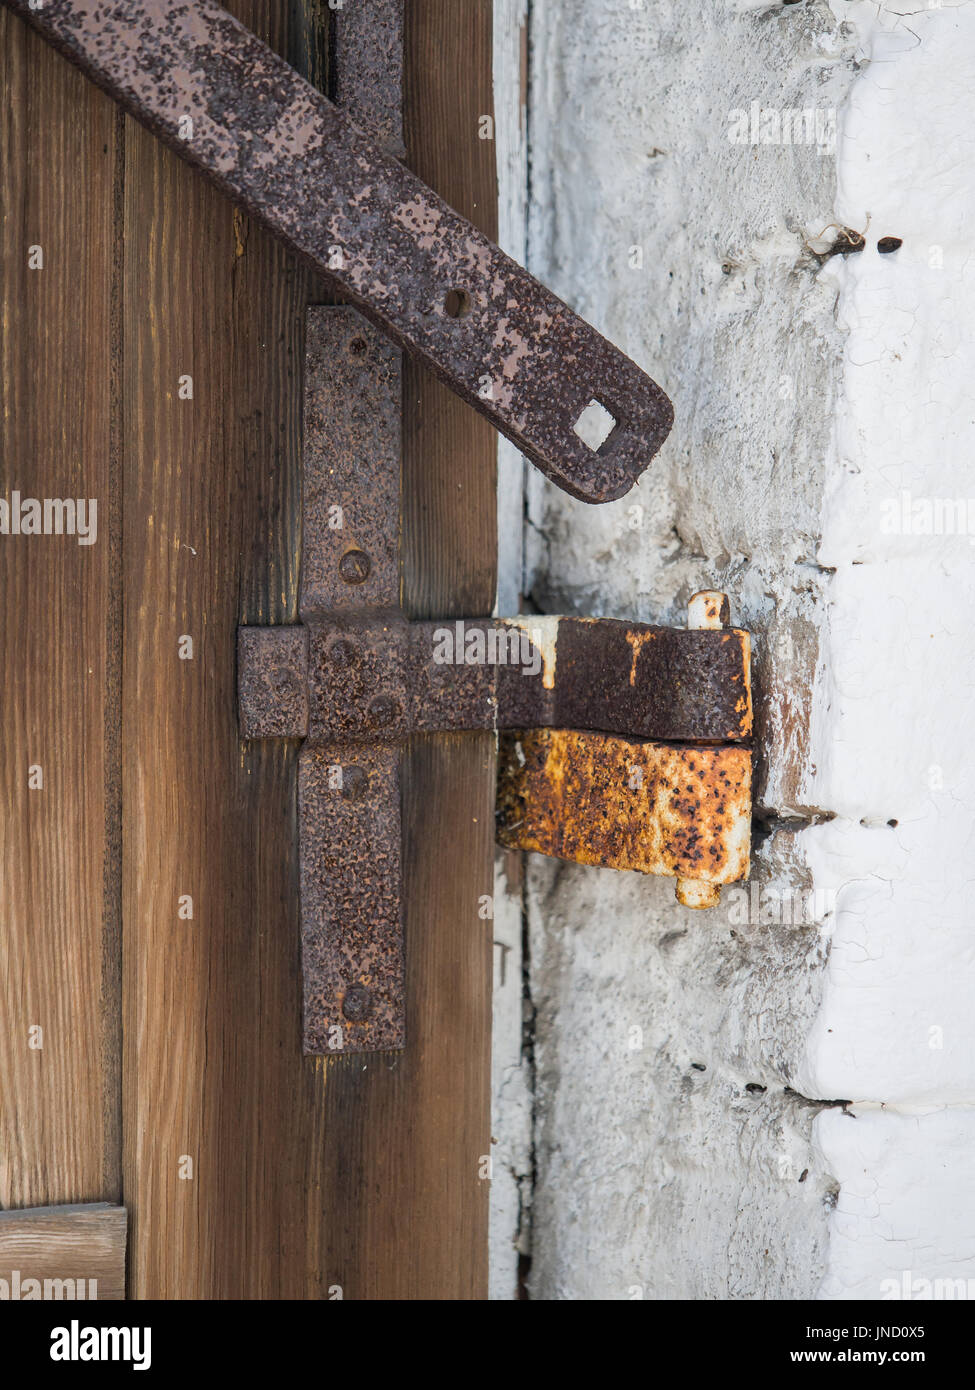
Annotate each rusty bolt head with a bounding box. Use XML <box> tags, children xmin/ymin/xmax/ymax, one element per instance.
<box><xmin>339</xmin><ymin>548</ymin><xmax>371</xmax><ymax>584</ymax></box>
<box><xmin>329</xmin><ymin>637</ymin><xmax>358</xmax><ymax>668</ymax></box>
<box><xmin>368</xmin><ymin>693</ymin><xmax>401</xmax><ymax>728</ymax></box>
<box><xmin>340</xmin><ymin>765</ymin><xmax>369</xmax><ymax>802</ymax></box>
<box><xmin>342</xmin><ymin>985</ymin><xmax>372</xmax><ymax>1021</ymax></box>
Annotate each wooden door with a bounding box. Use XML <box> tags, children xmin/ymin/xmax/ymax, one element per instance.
<box><xmin>0</xmin><ymin>0</ymin><xmax>497</xmax><ymax>1300</ymax></box>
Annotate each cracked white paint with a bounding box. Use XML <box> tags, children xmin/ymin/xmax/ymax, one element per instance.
<box><xmin>799</xmin><ymin>2</ymin><xmax>975</xmax><ymax>1109</ymax></box>
<box><xmin>816</xmin><ymin>1106</ymin><xmax>975</xmax><ymax>1300</ymax></box>
<box><xmin>491</xmin><ymin>0</ymin><xmax>975</xmax><ymax>1300</ymax></box>
<box><xmin>796</xmin><ymin>0</ymin><xmax>975</xmax><ymax>1298</ymax></box>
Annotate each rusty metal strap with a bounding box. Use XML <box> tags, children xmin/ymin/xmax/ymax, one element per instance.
<box><xmin>5</xmin><ymin>0</ymin><xmax>674</xmax><ymax>504</ymax></box>
<box><xmin>299</xmin><ymin>741</ymin><xmax>403</xmax><ymax>1052</ymax></box>
<box><xmin>497</xmin><ymin>730</ymin><xmax>752</xmax><ymax>887</ymax></box>
<box><xmin>238</xmin><ymin>616</ymin><xmax>752</xmax><ymax>744</ymax></box>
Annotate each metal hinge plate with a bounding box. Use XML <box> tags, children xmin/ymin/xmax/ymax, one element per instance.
<box><xmin>229</xmin><ymin>303</ymin><xmax>752</xmax><ymax>1055</ymax></box>
<box><xmin>237</xmin><ymin>597</ymin><xmax>752</xmax><ymax>1053</ymax></box>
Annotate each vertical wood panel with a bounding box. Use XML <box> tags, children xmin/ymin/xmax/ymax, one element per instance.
<box><xmin>4</xmin><ymin>0</ymin><xmax>496</xmax><ymax>1298</ymax></box>
<box><xmin>120</xmin><ymin>0</ymin><xmax>318</xmax><ymax>1300</ymax></box>
<box><xmin>0</xmin><ymin>13</ymin><xmax>120</xmax><ymax>1211</ymax></box>
<box><xmin>403</xmin><ymin>0</ymin><xmax>499</xmax><ymax>619</ymax></box>
<box><xmin>320</xmin><ymin>0</ymin><xmax>498</xmax><ymax>1300</ymax></box>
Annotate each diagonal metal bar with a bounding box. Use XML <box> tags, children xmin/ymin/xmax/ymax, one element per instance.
<box><xmin>4</xmin><ymin>0</ymin><xmax>674</xmax><ymax>504</ymax></box>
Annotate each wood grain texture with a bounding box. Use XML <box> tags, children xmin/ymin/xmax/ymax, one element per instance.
<box><xmin>4</xmin><ymin>0</ymin><xmax>496</xmax><ymax>1298</ymax></box>
<box><xmin>320</xmin><ymin>0</ymin><xmax>498</xmax><ymax>1300</ymax></box>
<box><xmin>0</xmin><ymin>11</ymin><xmax>121</xmax><ymax>1211</ymax></box>
<box><xmin>0</xmin><ymin>1203</ymin><xmax>126</xmax><ymax>1300</ymax></box>
<box><xmin>402</xmin><ymin>0</ymin><xmax>499</xmax><ymax>619</ymax></box>
<box><xmin>120</xmin><ymin>0</ymin><xmax>319</xmax><ymax>1300</ymax></box>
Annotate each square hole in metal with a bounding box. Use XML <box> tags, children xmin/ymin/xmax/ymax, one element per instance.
<box><xmin>572</xmin><ymin>398</ymin><xmax>617</xmax><ymax>452</ymax></box>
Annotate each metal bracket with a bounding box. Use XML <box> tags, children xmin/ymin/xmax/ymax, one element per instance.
<box><xmin>239</xmin><ymin>598</ymin><xmax>753</xmax><ymax>1053</ymax></box>
<box><xmin>238</xmin><ymin>616</ymin><xmax>753</xmax><ymax>747</ymax></box>
<box><xmin>496</xmin><ymin>590</ymin><xmax>754</xmax><ymax>914</ymax></box>
<box><xmin>6</xmin><ymin>0</ymin><xmax>674</xmax><ymax>505</ymax></box>
<box><xmin>233</xmin><ymin>304</ymin><xmax>750</xmax><ymax>1056</ymax></box>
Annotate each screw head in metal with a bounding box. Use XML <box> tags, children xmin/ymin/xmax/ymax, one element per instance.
<box><xmin>340</xmin><ymin>765</ymin><xmax>369</xmax><ymax>802</ymax></box>
<box><xmin>339</xmin><ymin>548</ymin><xmax>371</xmax><ymax>584</ymax></box>
<box><xmin>329</xmin><ymin>637</ymin><xmax>358</xmax><ymax>668</ymax></box>
<box><xmin>368</xmin><ymin>693</ymin><xmax>401</xmax><ymax>728</ymax></box>
<box><xmin>342</xmin><ymin>984</ymin><xmax>372</xmax><ymax>1021</ymax></box>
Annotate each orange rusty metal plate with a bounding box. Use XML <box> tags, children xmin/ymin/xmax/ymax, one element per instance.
<box><xmin>497</xmin><ymin>730</ymin><xmax>752</xmax><ymax>884</ymax></box>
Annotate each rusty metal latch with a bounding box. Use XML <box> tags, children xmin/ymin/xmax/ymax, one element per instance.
<box><xmin>238</xmin><ymin>593</ymin><xmax>752</xmax><ymax>1054</ymax></box>
<box><xmin>232</xmin><ymin>306</ymin><xmax>751</xmax><ymax>1054</ymax></box>
<box><xmin>496</xmin><ymin>591</ymin><xmax>753</xmax><ymax>914</ymax></box>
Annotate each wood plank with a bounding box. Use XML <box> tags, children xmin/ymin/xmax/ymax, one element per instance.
<box><xmin>5</xmin><ymin>0</ymin><xmax>496</xmax><ymax>1299</ymax></box>
<box><xmin>403</xmin><ymin>0</ymin><xmax>499</xmax><ymax>619</ymax></box>
<box><xmin>320</xmin><ymin>0</ymin><xmax>498</xmax><ymax>1300</ymax></box>
<box><xmin>119</xmin><ymin>0</ymin><xmax>496</xmax><ymax>1298</ymax></box>
<box><xmin>120</xmin><ymin>0</ymin><xmax>319</xmax><ymax>1300</ymax></box>
<box><xmin>0</xmin><ymin>11</ymin><xmax>121</xmax><ymax>1211</ymax></box>
<box><xmin>0</xmin><ymin>1203</ymin><xmax>126</xmax><ymax>1301</ymax></box>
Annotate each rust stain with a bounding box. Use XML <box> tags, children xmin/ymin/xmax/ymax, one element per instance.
<box><xmin>624</xmin><ymin>627</ymin><xmax>657</xmax><ymax>687</ymax></box>
<box><xmin>497</xmin><ymin>730</ymin><xmax>752</xmax><ymax>885</ymax></box>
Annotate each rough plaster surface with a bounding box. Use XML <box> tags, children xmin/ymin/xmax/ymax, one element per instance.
<box><xmin>490</xmin><ymin>0</ymin><xmax>533</xmax><ymax>1303</ymax></box>
<box><xmin>490</xmin><ymin>0</ymin><xmax>975</xmax><ymax>1299</ymax></box>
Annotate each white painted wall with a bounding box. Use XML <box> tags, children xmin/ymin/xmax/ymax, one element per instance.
<box><xmin>491</xmin><ymin>0</ymin><xmax>975</xmax><ymax>1301</ymax></box>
